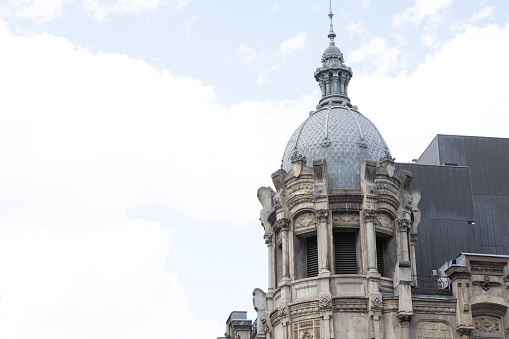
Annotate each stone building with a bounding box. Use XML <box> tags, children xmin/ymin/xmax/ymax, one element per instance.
<box><xmin>220</xmin><ymin>5</ymin><xmax>509</xmax><ymax>339</ymax></box>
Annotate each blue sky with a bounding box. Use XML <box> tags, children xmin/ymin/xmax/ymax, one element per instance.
<box><xmin>0</xmin><ymin>0</ymin><xmax>508</xmax><ymax>338</ymax></box>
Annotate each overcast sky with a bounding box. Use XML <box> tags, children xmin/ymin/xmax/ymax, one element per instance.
<box><xmin>0</xmin><ymin>0</ymin><xmax>509</xmax><ymax>338</ymax></box>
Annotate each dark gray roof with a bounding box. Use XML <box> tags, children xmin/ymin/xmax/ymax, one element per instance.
<box><xmin>282</xmin><ymin>105</ymin><xmax>390</xmax><ymax>188</ymax></box>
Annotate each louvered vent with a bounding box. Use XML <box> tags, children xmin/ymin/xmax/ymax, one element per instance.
<box><xmin>376</xmin><ymin>237</ymin><xmax>384</xmax><ymax>276</ymax></box>
<box><xmin>334</xmin><ymin>232</ymin><xmax>357</xmax><ymax>274</ymax></box>
<box><xmin>306</xmin><ymin>236</ymin><xmax>319</xmax><ymax>277</ymax></box>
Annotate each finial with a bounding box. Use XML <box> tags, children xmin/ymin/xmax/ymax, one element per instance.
<box><xmin>328</xmin><ymin>0</ymin><xmax>336</xmax><ymax>45</ymax></box>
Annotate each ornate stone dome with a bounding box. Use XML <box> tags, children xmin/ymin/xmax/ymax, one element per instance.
<box><xmin>281</xmin><ymin>104</ymin><xmax>390</xmax><ymax>189</ymax></box>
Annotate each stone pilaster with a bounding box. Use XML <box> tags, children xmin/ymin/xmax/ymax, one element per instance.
<box><xmin>316</xmin><ymin>209</ymin><xmax>330</xmax><ymax>275</ymax></box>
<box><xmin>364</xmin><ymin>208</ymin><xmax>378</xmax><ymax>274</ymax></box>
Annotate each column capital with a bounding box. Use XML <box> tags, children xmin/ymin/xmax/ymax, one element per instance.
<box><xmin>457</xmin><ymin>326</ymin><xmax>474</xmax><ymax>339</ymax></box>
<box><xmin>398</xmin><ymin>218</ymin><xmax>411</xmax><ymax>232</ymax></box>
<box><xmin>397</xmin><ymin>313</ymin><xmax>413</xmax><ymax>328</ymax></box>
<box><xmin>363</xmin><ymin>208</ymin><xmax>377</xmax><ymax>220</ymax></box>
<box><xmin>274</xmin><ymin>218</ymin><xmax>290</xmax><ymax>232</ymax></box>
<box><xmin>410</xmin><ymin>233</ymin><xmax>418</xmax><ymax>243</ymax></box>
<box><xmin>315</xmin><ymin>209</ymin><xmax>329</xmax><ymax>222</ymax></box>
<box><xmin>264</xmin><ymin>234</ymin><xmax>273</xmax><ymax>246</ymax></box>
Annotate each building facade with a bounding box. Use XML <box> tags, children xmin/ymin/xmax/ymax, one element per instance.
<box><xmin>220</xmin><ymin>6</ymin><xmax>509</xmax><ymax>339</ymax></box>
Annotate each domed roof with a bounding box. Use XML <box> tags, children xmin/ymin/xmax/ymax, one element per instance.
<box><xmin>282</xmin><ymin>104</ymin><xmax>390</xmax><ymax>188</ymax></box>
<box><xmin>321</xmin><ymin>44</ymin><xmax>343</xmax><ymax>62</ymax></box>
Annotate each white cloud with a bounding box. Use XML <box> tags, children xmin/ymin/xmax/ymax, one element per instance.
<box><xmin>360</xmin><ymin>0</ymin><xmax>371</xmax><ymax>9</ymax></box>
<box><xmin>350</xmin><ymin>23</ymin><xmax>509</xmax><ymax>162</ymax></box>
<box><xmin>348</xmin><ymin>37</ymin><xmax>403</xmax><ymax>75</ymax></box>
<box><xmin>421</xmin><ymin>33</ymin><xmax>437</xmax><ymax>47</ymax></box>
<box><xmin>450</xmin><ymin>5</ymin><xmax>495</xmax><ymax>31</ymax></box>
<box><xmin>268</xmin><ymin>3</ymin><xmax>281</xmax><ymax>15</ymax></box>
<box><xmin>237</xmin><ymin>43</ymin><xmax>259</xmax><ymax>64</ymax></box>
<box><xmin>0</xmin><ymin>20</ymin><xmax>318</xmax><ymax>338</ymax></box>
<box><xmin>83</xmin><ymin>0</ymin><xmax>187</xmax><ymax>21</ymax></box>
<box><xmin>277</xmin><ymin>31</ymin><xmax>307</xmax><ymax>57</ymax></box>
<box><xmin>470</xmin><ymin>5</ymin><xmax>495</xmax><ymax>24</ymax></box>
<box><xmin>2</xmin><ymin>0</ymin><xmax>189</xmax><ymax>23</ymax></box>
<box><xmin>4</xmin><ymin>0</ymin><xmax>71</xmax><ymax>23</ymax></box>
<box><xmin>346</xmin><ymin>22</ymin><xmax>364</xmax><ymax>35</ymax></box>
<box><xmin>393</xmin><ymin>0</ymin><xmax>454</xmax><ymax>27</ymax></box>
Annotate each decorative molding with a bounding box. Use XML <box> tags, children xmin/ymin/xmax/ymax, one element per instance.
<box><xmin>475</xmin><ymin>317</ymin><xmax>500</xmax><ymax>332</ymax></box>
<box><xmin>416</xmin><ymin>321</ymin><xmax>453</xmax><ymax>339</ymax></box>
<box><xmin>332</xmin><ymin>212</ymin><xmax>359</xmax><ymax>228</ymax></box>
<box><xmin>471</xmin><ymin>261</ymin><xmax>506</xmax><ymax>275</ymax></box>
<box><xmin>288</xmin><ymin>183</ymin><xmax>314</xmax><ymax>195</ymax></box>
<box><xmin>288</xmin><ymin>197</ymin><xmax>315</xmax><ymax>211</ymax></box>
<box><xmin>413</xmin><ymin>306</ymin><xmax>456</xmax><ymax>314</ymax></box>
<box><xmin>290</xmin><ymin>306</ymin><xmax>319</xmax><ymax>317</ymax></box>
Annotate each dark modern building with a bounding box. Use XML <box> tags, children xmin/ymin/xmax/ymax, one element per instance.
<box><xmin>397</xmin><ymin>134</ymin><xmax>509</xmax><ymax>276</ymax></box>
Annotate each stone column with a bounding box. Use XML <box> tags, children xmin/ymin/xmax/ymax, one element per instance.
<box><xmin>265</xmin><ymin>234</ymin><xmax>275</xmax><ymax>292</ymax></box>
<box><xmin>398</xmin><ymin>219</ymin><xmax>411</xmax><ymax>266</ymax></box>
<box><xmin>339</xmin><ymin>76</ymin><xmax>345</xmax><ymax>95</ymax></box>
<box><xmin>325</xmin><ymin>79</ymin><xmax>331</xmax><ymax>96</ymax></box>
<box><xmin>316</xmin><ymin>209</ymin><xmax>330</xmax><ymax>274</ymax></box>
<box><xmin>409</xmin><ymin>233</ymin><xmax>418</xmax><ymax>282</ymax></box>
<box><xmin>364</xmin><ymin>209</ymin><xmax>378</xmax><ymax>273</ymax></box>
<box><xmin>319</xmin><ymin>81</ymin><xmax>326</xmax><ymax>97</ymax></box>
<box><xmin>398</xmin><ymin>314</ymin><xmax>412</xmax><ymax>339</ymax></box>
<box><xmin>277</xmin><ymin>218</ymin><xmax>290</xmax><ymax>280</ymax></box>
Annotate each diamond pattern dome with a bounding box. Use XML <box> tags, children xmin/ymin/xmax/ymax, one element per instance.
<box><xmin>282</xmin><ymin>106</ymin><xmax>390</xmax><ymax>188</ymax></box>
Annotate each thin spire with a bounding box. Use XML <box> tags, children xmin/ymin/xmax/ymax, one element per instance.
<box><xmin>328</xmin><ymin>0</ymin><xmax>336</xmax><ymax>45</ymax></box>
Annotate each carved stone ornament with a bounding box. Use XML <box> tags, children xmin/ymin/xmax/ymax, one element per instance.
<box><xmin>278</xmin><ymin>304</ymin><xmax>287</xmax><ymax>317</ymax></box>
<box><xmin>470</xmin><ymin>261</ymin><xmax>506</xmax><ymax>275</ymax></box>
<box><xmin>262</xmin><ymin>318</ymin><xmax>270</xmax><ymax>333</ymax></box>
<box><xmin>290</xmin><ymin>153</ymin><xmax>307</xmax><ymax>163</ymax></box>
<box><xmin>319</xmin><ymin>295</ymin><xmax>332</xmax><ymax>308</ymax></box>
<box><xmin>363</xmin><ymin>209</ymin><xmax>377</xmax><ymax>220</ymax></box>
<box><xmin>416</xmin><ymin>321</ymin><xmax>453</xmax><ymax>339</ymax></box>
<box><xmin>375</xmin><ymin>213</ymin><xmax>395</xmax><ymax>234</ymax></box>
<box><xmin>482</xmin><ymin>275</ymin><xmax>491</xmax><ymax>291</ymax></box>
<box><xmin>264</xmin><ymin>234</ymin><xmax>273</xmax><ymax>246</ymax></box>
<box><xmin>315</xmin><ymin>209</ymin><xmax>328</xmax><ymax>222</ymax></box>
<box><xmin>398</xmin><ymin>218</ymin><xmax>411</xmax><ymax>232</ymax></box>
<box><xmin>294</xmin><ymin>320</ymin><xmax>320</xmax><ymax>339</ymax></box>
<box><xmin>475</xmin><ymin>317</ymin><xmax>500</xmax><ymax>332</ymax></box>
<box><xmin>332</xmin><ymin>212</ymin><xmax>359</xmax><ymax>228</ymax></box>
<box><xmin>288</xmin><ymin>183</ymin><xmax>314</xmax><ymax>195</ymax></box>
<box><xmin>275</xmin><ymin>218</ymin><xmax>290</xmax><ymax>232</ymax></box>
<box><xmin>456</xmin><ymin>327</ymin><xmax>473</xmax><ymax>339</ymax></box>
<box><xmin>294</xmin><ymin>212</ymin><xmax>318</xmax><ymax>233</ymax></box>
<box><xmin>398</xmin><ymin>313</ymin><xmax>412</xmax><ymax>327</ymax></box>
<box><xmin>379</xmin><ymin>151</ymin><xmax>395</xmax><ymax>164</ymax></box>
<box><xmin>274</xmin><ymin>196</ymin><xmax>282</xmax><ymax>210</ymax></box>
<box><xmin>321</xmin><ymin>138</ymin><xmax>331</xmax><ymax>148</ymax></box>
<box><xmin>410</xmin><ymin>233</ymin><xmax>418</xmax><ymax>243</ymax></box>
<box><xmin>371</xmin><ymin>297</ymin><xmax>382</xmax><ymax>310</ymax></box>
